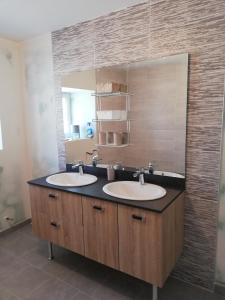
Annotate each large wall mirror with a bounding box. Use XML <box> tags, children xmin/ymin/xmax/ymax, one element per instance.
<box><xmin>61</xmin><ymin>53</ymin><xmax>188</xmax><ymax>177</ymax></box>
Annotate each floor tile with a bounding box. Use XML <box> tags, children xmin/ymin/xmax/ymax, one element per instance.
<box><xmin>0</xmin><ymin>286</ymin><xmax>20</xmax><ymax>300</ymax></box>
<box><xmin>17</xmin><ymin>223</ymin><xmax>33</xmax><ymax>236</ymax></box>
<box><xmin>43</xmin><ymin>249</ymin><xmax>111</xmax><ymax>295</ymax></box>
<box><xmin>93</xmin><ymin>270</ymin><xmax>141</xmax><ymax>300</ymax></box>
<box><xmin>200</xmin><ymin>289</ymin><xmax>225</xmax><ymax>300</ymax></box>
<box><xmin>21</xmin><ymin>242</ymin><xmax>49</xmax><ymax>269</ymax></box>
<box><xmin>71</xmin><ymin>291</ymin><xmax>95</xmax><ymax>300</ymax></box>
<box><xmin>1</xmin><ymin>265</ymin><xmax>51</xmax><ymax>299</ymax></box>
<box><xmin>0</xmin><ymin>230</ymin><xmax>39</xmax><ymax>257</ymax></box>
<box><xmin>0</xmin><ymin>224</ymin><xmax>223</xmax><ymax>300</ymax></box>
<box><xmin>0</xmin><ymin>248</ymin><xmax>28</xmax><ymax>282</ymax></box>
<box><xmin>158</xmin><ymin>278</ymin><xmax>205</xmax><ymax>300</ymax></box>
<box><xmin>55</xmin><ymin>265</ymin><xmax>108</xmax><ymax>295</ymax></box>
<box><xmin>25</xmin><ymin>277</ymin><xmax>78</xmax><ymax>300</ymax></box>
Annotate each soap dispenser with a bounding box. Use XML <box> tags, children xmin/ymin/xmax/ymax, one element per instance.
<box><xmin>107</xmin><ymin>165</ymin><xmax>115</xmax><ymax>181</ymax></box>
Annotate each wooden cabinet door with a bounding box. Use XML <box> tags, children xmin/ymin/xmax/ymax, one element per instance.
<box><xmin>29</xmin><ymin>185</ymin><xmax>64</xmax><ymax>246</ymax></box>
<box><xmin>30</xmin><ymin>185</ymin><xmax>84</xmax><ymax>255</ymax></box>
<box><xmin>61</xmin><ymin>192</ymin><xmax>84</xmax><ymax>255</ymax></box>
<box><xmin>83</xmin><ymin>197</ymin><xmax>118</xmax><ymax>269</ymax></box>
<box><xmin>46</xmin><ymin>188</ymin><xmax>65</xmax><ymax>246</ymax></box>
<box><xmin>118</xmin><ymin>205</ymin><xmax>162</xmax><ymax>286</ymax></box>
<box><xmin>29</xmin><ymin>185</ymin><xmax>49</xmax><ymax>241</ymax></box>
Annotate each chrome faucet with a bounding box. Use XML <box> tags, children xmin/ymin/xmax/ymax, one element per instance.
<box><xmin>72</xmin><ymin>160</ymin><xmax>84</xmax><ymax>175</ymax></box>
<box><xmin>133</xmin><ymin>167</ymin><xmax>145</xmax><ymax>185</ymax></box>
<box><xmin>148</xmin><ymin>162</ymin><xmax>154</xmax><ymax>174</ymax></box>
<box><xmin>92</xmin><ymin>154</ymin><xmax>102</xmax><ymax>167</ymax></box>
<box><xmin>86</xmin><ymin>150</ymin><xmax>102</xmax><ymax>167</ymax></box>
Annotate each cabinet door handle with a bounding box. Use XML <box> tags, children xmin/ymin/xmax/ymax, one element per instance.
<box><xmin>93</xmin><ymin>205</ymin><xmax>105</xmax><ymax>212</ymax></box>
<box><xmin>132</xmin><ymin>214</ymin><xmax>145</xmax><ymax>222</ymax></box>
<box><xmin>48</xmin><ymin>193</ymin><xmax>57</xmax><ymax>199</ymax></box>
<box><xmin>50</xmin><ymin>221</ymin><xmax>60</xmax><ymax>228</ymax></box>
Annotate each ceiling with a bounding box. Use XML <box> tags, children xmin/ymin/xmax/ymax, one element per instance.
<box><xmin>0</xmin><ymin>0</ymin><xmax>144</xmax><ymax>41</ymax></box>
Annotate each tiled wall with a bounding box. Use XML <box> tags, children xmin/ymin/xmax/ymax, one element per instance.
<box><xmin>216</xmin><ymin>111</ymin><xmax>225</xmax><ymax>286</ymax></box>
<box><xmin>52</xmin><ymin>1</ymin><xmax>225</xmax><ymax>289</ymax></box>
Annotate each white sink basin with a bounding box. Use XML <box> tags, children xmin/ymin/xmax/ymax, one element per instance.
<box><xmin>103</xmin><ymin>181</ymin><xmax>166</xmax><ymax>201</ymax></box>
<box><xmin>153</xmin><ymin>171</ymin><xmax>184</xmax><ymax>178</ymax></box>
<box><xmin>46</xmin><ymin>173</ymin><xmax>97</xmax><ymax>187</ymax></box>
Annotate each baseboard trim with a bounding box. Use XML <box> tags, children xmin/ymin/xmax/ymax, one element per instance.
<box><xmin>215</xmin><ymin>282</ymin><xmax>225</xmax><ymax>296</ymax></box>
<box><xmin>0</xmin><ymin>218</ymin><xmax>31</xmax><ymax>236</ymax></box>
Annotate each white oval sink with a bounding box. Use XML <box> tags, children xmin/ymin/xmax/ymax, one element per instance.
<box><xmin>103</xmin><ymin>181</ymin><xmax>166</xmax><ymax>201</ymax></box>
<box><xmin>46</xmin><ymin>173</ymin><xmax>97</xmax><ymax>187</ymax></box>
<box><xmin>153</xmin><ymin>171</ymin><xmax>184</xmax><ymax>178</ymax></box>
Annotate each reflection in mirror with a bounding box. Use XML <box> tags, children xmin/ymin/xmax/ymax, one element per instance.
<box><xmin>62</xmin><ymin>88</ymin><xmax>95</xmax><ymax>140</ymax></box>
<box><xmin>61</xmin><ymin>70</ymin><xmax>97</xmax><ymax>165</ymax></box>
<box><xmin>61</xmin><ymin>53</ymin><xmax>188</xmax><ymax>177</ymax></box>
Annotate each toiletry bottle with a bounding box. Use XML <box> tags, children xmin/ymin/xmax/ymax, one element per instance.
<box><xmin>86</xmin><ymin>122</ymin><xmax>94</xmax><ymax>138</ymax></box>
<box><xmin>107</xmin><ymin>165</ymin><xmax>115</xmax><ymax>181</ymax></box>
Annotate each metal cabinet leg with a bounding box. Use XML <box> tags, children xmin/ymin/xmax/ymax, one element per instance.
<box><xmin>48</xmin><ymin>242</ymin><xmax>54</xmax><ymax>260</ymax></box>
<box><xmin>153</xmin><ymin>285</ymin><xmax>158</xmax><ymax>300</ymax></box>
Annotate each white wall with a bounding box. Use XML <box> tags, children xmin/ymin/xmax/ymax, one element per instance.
<box><xmin>0</xmin><ymin>37</ymin><xmax>30</xmax><ymax>231</ymax></box>
<box><xmin>21</xmin><ymin>34</ymin><xmax>59</xmax><ymax>178</ymax></box>
<box><xmin>0</xmin><ymin>33</ymin><xmax>59</xmax><ymax>232</ymax></box>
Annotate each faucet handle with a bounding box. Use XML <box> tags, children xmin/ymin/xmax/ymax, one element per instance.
<box><xmin>133</xmin><ymin>167</ymin><xmax>144</xmax><ymax>177</ymax></box>
<box><xmin>133</xmin><ymin>171</ymin><xmax>139</xmax><ymax>178</ymax></box>
<box><xmin>146</xmin><ymin>162</ymin><xmax>154</xmax><ymax>174</ymax></box>
<box><xmin>113</xmin><ymin>162</ymin><xmax>123</xmax><ymax>170</ymax></box>
<box><xmin>72</xmin><ymin>160</ymin><xmax>84</xmax><ymax>168</ymax></box>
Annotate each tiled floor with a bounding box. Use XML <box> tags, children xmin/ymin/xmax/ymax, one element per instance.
<box><xmin>0</xmin><ymin>223</ymin><xmax>223</xmax><ymax>300</ymax></box>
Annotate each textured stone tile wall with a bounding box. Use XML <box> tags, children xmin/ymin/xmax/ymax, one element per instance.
<box><xmin>51</xmin><ymin>0</ymin><xmax>225</xmax><ymax>289</ymax></box>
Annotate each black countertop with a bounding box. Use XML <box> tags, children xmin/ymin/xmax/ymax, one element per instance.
<box><xmin>28</xmin><ymin>167</ymin><xmax>185</xmax><ymax>213</ymax></box>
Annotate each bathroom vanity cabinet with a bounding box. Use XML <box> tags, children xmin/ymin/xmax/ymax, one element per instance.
<box><xmin>29</xmin><ymin>185</ymin><xmax>184</xmax><ymax>289</ymax></box>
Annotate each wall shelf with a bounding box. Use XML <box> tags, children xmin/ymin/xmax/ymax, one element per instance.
<box><xmin>93</xmin><ymin>119</ymin><xmax>131</xmax><ymax>122</ymax></box>
<box><xmin>94</xmin><ymin>91</ymin><xmax>131</xmax><ymax>146</ymax></box>
<box><xmin>96</xmin><ymin>144</ymin><xmax>129</xmax><ymax>148</ymax></box>
<box><xmin>92</xmin><ymin>92</ymin><xmax>132</xmax><ymax>97</ymax></box>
